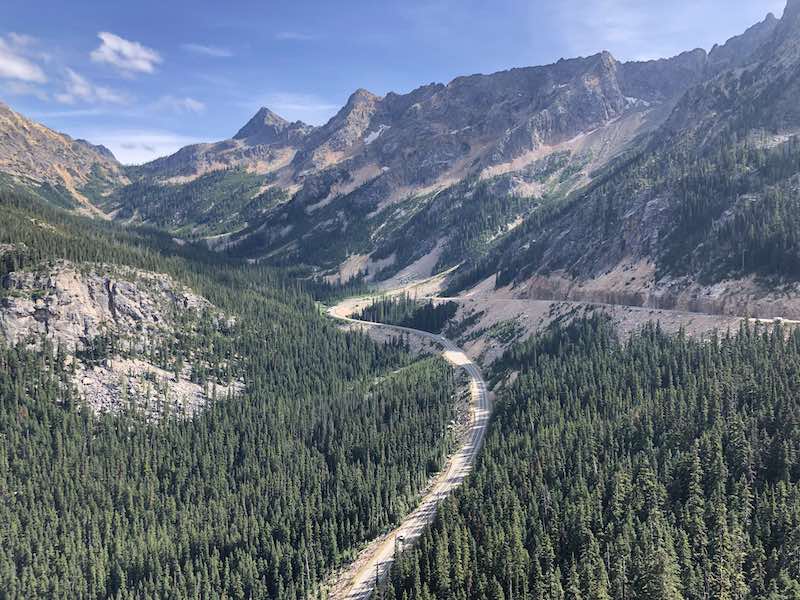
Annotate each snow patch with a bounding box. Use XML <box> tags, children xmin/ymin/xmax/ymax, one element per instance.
<box><xmin>624</xmin><ymin>96</ymin><xmax>651</xmax><ymax>108</ymax></box>
<box><xmin>364</xmin><ymin>124</ymin><xmax>390</xmax><ymax>145</ymax></box>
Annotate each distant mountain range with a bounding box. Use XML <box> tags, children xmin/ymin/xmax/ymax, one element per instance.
<box><xmin>2</xmin><ymin>2</ymin><xmax>800</xmax><ymax>317</ymax></box>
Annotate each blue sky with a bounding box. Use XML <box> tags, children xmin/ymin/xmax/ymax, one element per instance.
<box><xmin>0</xmin><ymin>0</ymin><xmax>786</xmax><ymax>164</ymax></box>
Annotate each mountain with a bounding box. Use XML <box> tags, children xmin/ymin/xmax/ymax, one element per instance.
<box><xmin>446</xmin><ymin>2</ymin><xmax>800</xmax><ymax>319</ymax></box>
<box><xmin>3</xmin><ymin>4</ymin><xmax>800</xmax><ymax>600</ymax></box>
<box><xmin>0</xmin><ymin>5</ymin><xmax>787</xmax><ymax>295</ymax></box>
<box><xmin>90</xmin><ymin>7</ymin><xmax>779</xmax><ymax>286</ymax></box>
<box><xmin>0</xmin><ymin>102</ymin><xmax>127</xmax><ymax>214</ymax></box>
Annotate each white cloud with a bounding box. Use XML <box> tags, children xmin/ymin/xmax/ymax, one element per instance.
<box><xmin>90</xmin><ymin>32</ymin><xmax>162</xmax><ymax>74</ymax></box>
<box><xmin>0</xmin><ymin>36</ymin><xmax>47</xmax><ymax>83</ymax></box>
<box><xmin>153</xmin><ymin>95</ymin><xmax>206</xmax><ymax>113</ymax></box>
<box><xmin>274</xmin><ymin>31</ymin><xmax>318</xmax><ymax>42</ymax></box>
<box><xmin>55</xmin><ymin>68</ymin><xmax>129</xmax><ymax>105</ymax></box>
<box><xmin>82</xmin><ymin>129</ymin><xmax>204</xmax><ymax>164</ymax></box>
<box><xmin>251</xmin><ymin>92</ymin><xmax>338</xmax><ymax>125</ymax></box>
<box><xmin>181</xmin><ymin>43</ymin><xmax>233</xmax><ymax>58</ymax></box>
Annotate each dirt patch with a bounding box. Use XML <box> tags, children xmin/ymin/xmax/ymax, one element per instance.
<box><xmin>325</xmin><ymin>252</ymin><xmax>398</xmax><ymax>285</ymax></box>
<box><xmin>444</xmin><ymin>276</ymin><xmax>751</xmax><ymax>366</ymax></box>
<box><xmin>377</xmin><ymin>240</ymin><xmax>446</xmax><ymax>290</ymax></box>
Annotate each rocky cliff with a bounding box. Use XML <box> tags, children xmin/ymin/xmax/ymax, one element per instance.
<box><xmin>0</xmin><ymin>258</ymin><xmax>240</xmax><ymax>417</ymax></box>
<box><xmin>444</xmin><ymin>2</ymin><xmax>800</xmax><ymax>320</ymax></box>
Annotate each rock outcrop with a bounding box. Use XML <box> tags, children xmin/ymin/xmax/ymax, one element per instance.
<box><xmin>0</xmin><ymin>261</ymin><xmax>239</xmax><ymax>418</ymax></box>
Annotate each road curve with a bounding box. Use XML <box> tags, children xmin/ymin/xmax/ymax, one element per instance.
<box><xmin>326</xmin><ymin>305</ymin><xmax>492</xmax><ymax>600</ymax></box>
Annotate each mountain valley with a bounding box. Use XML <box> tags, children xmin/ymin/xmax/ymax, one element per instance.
<box><xmin>3</xmin><ymin>2</ymin><xmax>800</xmax><ymax>599</ymax></box>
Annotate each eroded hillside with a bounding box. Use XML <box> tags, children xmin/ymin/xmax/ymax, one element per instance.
<box><xmin>0</xmin><ymin>102</ymin><xmax>127</xmax><ymax>214</ymax></box>
<box><xmin>1</xmin><ymin>256</ymin><xmax>240</xmax><ymax>417</ymax></box>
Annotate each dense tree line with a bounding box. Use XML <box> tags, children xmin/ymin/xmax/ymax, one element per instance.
<box><xmin>356</xmin><ymin>296</ymin><xmax>458</xmax><ymax>334</ymax></box>
<box><xmin>446</xmin><ymin>130</ymin><xmax>800</xmax><ymax>295</ymax></box>
<box><xmin>225</xmin><ymin>188</ymin><xmax>376</xmax><ymax>270</ymax></box>
<box><xmin>384</xmin><ymin>315</ymin><xmax>800</xmax><ymax>599</ymax></box>
<box><xmin>0</xmin><ymin>191</ymin><xmax>458</xmax><ymax>598</ymax></box>
<box><xmin>654</xmin><ymin>135</ymin><xmax>800</xmax><ymax>281</ymax></box>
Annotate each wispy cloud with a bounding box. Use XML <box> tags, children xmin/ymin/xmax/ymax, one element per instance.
<box><xmin>552</xmin><ymin>0</ymin><xmax>786</xmax><ymax>62</ymax></box>
<box><xmin>0</xmin><ymin>80</ymin><xmax>49</xmax><ymax>100</ymax></box>
<box><xmin>7</xmin><ymin>33</ymin><xmax>37</xmax><ymax>48</ymax></box>
<box><xmin>31</xmin><ymin>107</ymin><xmax>112</xmax><ymax>119</ymax></box>
<box><xmin>249</xmin><ymin>92</ymin><xmax>338</xmax><ymax>125</ymax></box>
<box><xmin>91</xmin><ymin>32</ymin><xmax>162</xmax><ymax>74</ymax></box>
<box><xmin>181</xmin><ymin>43</ymin><xmax>233</xmax><ymax>58</ymax></box>
<box><xmin>0</xmin><ymin>35</ymin><xmax>47</xmax><ymax>83</ymax></box>
<box><xmin>274</xmin><ymin>31</ymin><xmax>319</xmax><ymax>42</ymax></box>
<box><xmin>82</xmin><ymin>129</ymin><xmax>205</xmax><ymax>165</ymax></box>
<box><xmin>152</xmin><ymin>95</ymin><xmax>206</xmax><ymax>113</ymax></box>
<box><xmin>55</xmin><ymin>68</ymin><xmax>129</xmax><ymax>105</ymax></box>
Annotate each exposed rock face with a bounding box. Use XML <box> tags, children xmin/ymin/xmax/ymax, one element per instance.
<box><xmin>444</xmin><ymin>2</ymin><xmax>800</xmax><ymax>320</ymax></box>
<box><xmin>1</xmin><ymin>262</ymin><xmax>209</xmax><ymax>347</ymax></box>
<box><xmin>233</xmin><ymin>107</ymin><xmax>314</xmax><ymax>147</ymax></box>
<box><xmin>107</xmin><ymin>7</ymin><xmax>780</xmax><ymax>279</ymax></box>
<box><xmin>0</xmin><ymin>261</ymin><xmax>239</xmax><ymax>417</ymax></box>
<box><xmin>0</xmin><ymin>6</ymin><xmax>785</xmax><ymax>289</ymax></box>
<box><xmin>707</xmin><ymin>12</ymin><xmax>779</xmax><ymax>71</ymax></box>
<box><xmin>0</xmin><ymin>102</ymin><xmax>127</xmax><ymax>212</ymax></box>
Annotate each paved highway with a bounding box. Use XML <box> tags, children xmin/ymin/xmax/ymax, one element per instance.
<box><xmin>326</xmin><ymin>306</ymin><xmax>492</xmax><ymax>600</ymax></box>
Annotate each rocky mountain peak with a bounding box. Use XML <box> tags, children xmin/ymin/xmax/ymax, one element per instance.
<box><xmin>346</xmin><ymin>88</ymin><xmax>380</xmax><ymax>106</ymax></box>
<box><xmin>752</xmin><ymin>0</ymin><xmax>800</xmax><ymax>68</ymax></box>
<box><xmin>595</xmin><ymin>50</ymin><xmax>618</xmax><ymax>68</ymax></box>
<box><xmin>0</xmin><ymin>101</ymin><xmax>126</xmax><ymax>212</ymax></box>
<box><xmin>233</xmin><ymin>107</ymin><xmax>310</xmax><ymax>143</ymax></box>
<box><xmin>257</xmin><ymin>106</ymin><xmax>288</xmax><ymax>124</ymax></box>
<box><xmin>708</xmin><ymin>11</ymin><xmax>780</xmax><ymax>71</ymax></box>
<box><xmin>300</xmin><ymin>88</ymin><xmax>382</xmax><ymax>157</ymax></box>
<box><xmin>780</xmin><ymin>0</ymin><xmax>800</xmax><ymax>28</ymax></box>
<box><xmin>770</xmin><ymin>0</ymin><xmax>800</xmax><ymax>43</ymax></box>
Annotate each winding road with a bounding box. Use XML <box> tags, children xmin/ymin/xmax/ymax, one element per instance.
<box><xmin>326</xmin><ymin>305</ymin><xmax>492</xmax><ymax>600</ymax></box>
